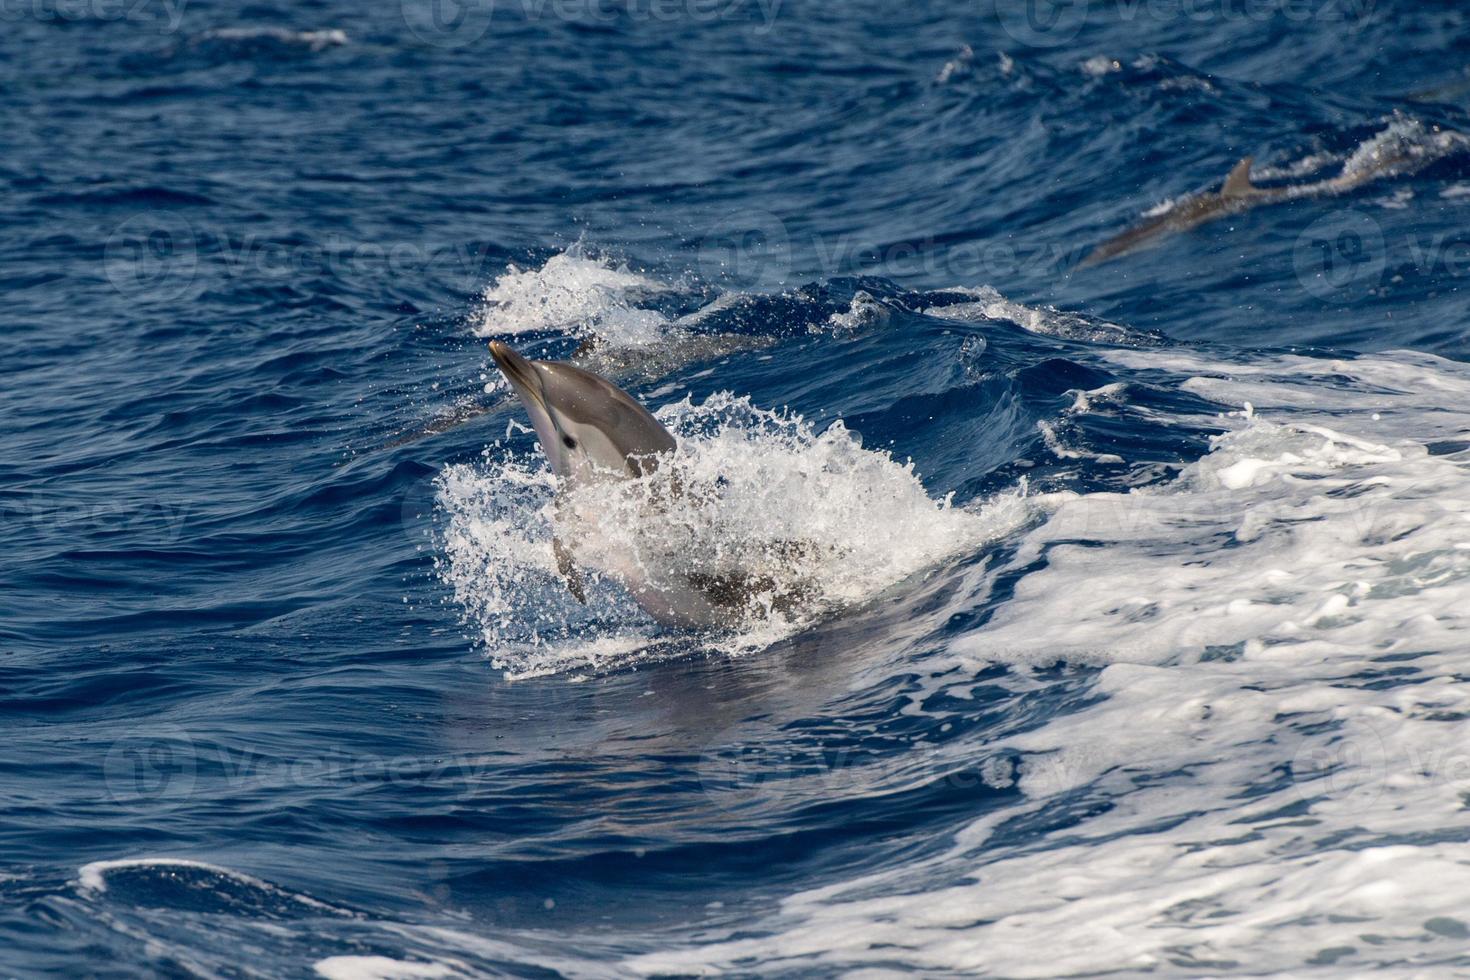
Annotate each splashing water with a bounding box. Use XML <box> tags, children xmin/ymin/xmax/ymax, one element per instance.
<box><xmin>922</xmin><ymin>285</ymin><xmax>1161</xmax><ymax>346</ymax></box>
<box><xmin>474</xmin><ymin>248</ymin><xmax>670</xmax><ymax>345</ymax></box>
<box><xmin>436</xmin><ymin>393</ymin><xmax>1032</xmax><ymax>677</ymax></box>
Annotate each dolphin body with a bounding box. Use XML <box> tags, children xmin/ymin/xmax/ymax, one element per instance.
<box><xmin>1080</xmin><ymin>152</ymin><xmax>1411</xmax><ymax>267</ymax></box>
<box><xmin>377</xmin><ymin>331</ymin><xmax>773</xmax><ymax>451</ymax></box>
<box><xmin>488</xmin><ymin>341</ymin><xmax>801</xmax><ymax>629</ymax></box>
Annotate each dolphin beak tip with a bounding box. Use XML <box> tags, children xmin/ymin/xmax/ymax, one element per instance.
<box><xmin>488</xmin><ymin>341</ymin><xmax>541</xmax><ymax>402</ymax></box>
<box><xmin>489</xmin><ymin>341</ymin><xmax>523</xmax><ymax>377</ymax></box>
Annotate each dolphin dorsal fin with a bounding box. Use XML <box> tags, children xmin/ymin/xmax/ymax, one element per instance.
<box><xmin>1222</xmin><ymin>156</ymin><xmax>1257</xmax><ymax>198</ymax></box>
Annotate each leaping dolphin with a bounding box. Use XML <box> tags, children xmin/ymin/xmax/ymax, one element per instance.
<box><xmin>489</xmin><ymin>341</ymin><xmax>809</xmax><ymax>629</ymax></box>
<box><xmin>1080</xmin><ymin>150</ymin><xmax>1413</xmax><ymax>267</ymax></box>
<box><xmin>375</xmin><ymin>331</ymin><xmax>774</xmax><ymax>452</ymax></box>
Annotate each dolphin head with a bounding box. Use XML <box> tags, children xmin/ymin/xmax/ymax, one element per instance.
<box><xmin>489</xmin><ymin>341</ymin><xmax>677</xmax><ymax>482</ymax></box>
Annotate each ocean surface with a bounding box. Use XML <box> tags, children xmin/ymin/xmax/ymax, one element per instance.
<box><xmin>7</xmin><ymin>0</ymin><xmax>1470</xmax><ymax>975</ymax></box>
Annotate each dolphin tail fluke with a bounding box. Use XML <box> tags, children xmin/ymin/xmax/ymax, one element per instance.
<box><xmin>1222</xmin><ymin>156</ymin><xmax>1257</xmax><ymax>198</ymax></box>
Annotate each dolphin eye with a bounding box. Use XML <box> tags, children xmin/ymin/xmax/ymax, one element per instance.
<box><xmin>562</xmin><ymin>435</ymin><xmax>578</xmax><ymax>450</ymax></box>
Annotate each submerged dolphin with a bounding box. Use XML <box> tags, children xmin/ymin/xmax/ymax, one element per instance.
<box><xmin>489</xmin><ymin>341</ymin><xmax>806</xmax><ymax>628</ymax></box>
<box><xmin>1080</xmin><ymin>151</ymin><xmax>1412</xmax><ymax>267</ymax></box>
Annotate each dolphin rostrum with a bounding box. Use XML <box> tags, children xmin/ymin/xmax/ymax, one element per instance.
<box><xmin>1080</xmin><ymin>150</ymin><xmax>1412</xmax><ymax>267</ymax></box>
<box><xmin>489</xmin><ymin>341</ymin><xmax>807</xmax><ymax>629</ymax></box>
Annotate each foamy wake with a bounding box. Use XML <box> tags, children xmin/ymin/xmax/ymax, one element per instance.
<box><xmin>923</xmin><ymin>285</ymin><xmax>1158</xmax><ymax>346</ymax></box>
<box><xmin>1250</xmin><ymin>115</ymin><xmax>1469</xmax><ymax>187</ymax></box>
<box><xmin>626</xmin><ymin>349</ymin><xmax>1470</xmax><ymax>976</ymax></box>
<box><xmin>436</xmin><ymin>394</ymin><xmax>1032</xmax><ymax>678</ymax></box>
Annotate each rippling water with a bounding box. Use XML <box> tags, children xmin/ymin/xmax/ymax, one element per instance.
<box><xmin>8</xmin><ymin>0</ymin><xmax>1470</xmax><ymax>975</ymax></box>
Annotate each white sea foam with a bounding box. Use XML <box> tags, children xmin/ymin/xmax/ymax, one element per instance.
<box><xmin>437</xmin><ymin>393</ymin><xmax>1032</xmax><ymax>677</ymax></box>
<box><xmin>1258</xmin><ymin>117</ymin><xmax>1469</xmax><ymax>201</ymax></box>
<box><xmin>194</xmin><ymin>27</ymin><xmax>349</xmax><ymax>51</ymax></box>
<box><xmin>77</xmin><ymin>856</ymin><xmax>349</xmax><ymax>918</ymax></box>
<box><xmin>1257</xmin><ymin>118</ymin><xmax>1462</xmax><ymax>187</ymax></box>
<box><xmin>1252</xmin><ymin>151</ymin><xmax>1338</xmax><ymax>180</ymax></box>
<box><xmin>1080</xmin><ymin>55</ymin><xmax>1122</xmax><ymax>77</ymax></box>
<box><xmin>475</xmin><ymin>249</ymin><xmax>670</xmax><ymax>344</ymax></box>
<box><xmin>824</xmin><ymin>290</ymin><xmax>889</xmax><ymax>332</ymax></box>
<box><xmin>314</xmin><ymin>956</ymin><xmax>457</xmax><ymax>980</ymax></box>
<box><xmin>1141</xmin><ymin>117</ymin><xmax>1465</xmax><ymax>216</ymax></box>
<box><xmin>1159</xmin><ymin>74</ymin><xmax>1214</xmax><ymax>93</ymax></box>
<box><xmin>1036</xmin><ymin>418</ymin><xmax>1123</xmax><ymax>464</ymax></box>
<box><xmin>1340</xmin><ymin>116</ymin><xmax>1467</xmax><ymax>181</ymax></box>
<box><xmin>923</xmin><ymin>285</ymin><xmax>1149</xmax><ymax>345</ymax></box>
<box><xmin>1376</xmin><ymin>187</ymin><xmax>1416</xmax><ymax>209</ymax></box>
<box><xmin>79</xmin><ymin>857</ymin><xmax>270</xmax><ymax>895</ymax></box>
<box><xmin>933</xmin><ymin>44</ymin><xmax>973</xmax><ymax>85</ymax></box>
<box><xmin>616</xmin><ymin>349</ymin><xmax>1470</xmax><ymax>976</ymax></box>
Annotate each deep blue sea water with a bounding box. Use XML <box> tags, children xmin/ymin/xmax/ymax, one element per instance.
<box><xmin>8</xmin><ymin>0</ymin><xmax>1470</xmax><ymax>975</ymax></box>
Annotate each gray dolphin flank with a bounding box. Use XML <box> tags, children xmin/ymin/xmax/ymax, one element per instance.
<box><xmin>491</xmin><ymin>340</ymin><xmax>676</xmax><ymax>610</ymax></box>
<box><xmin>1080</xmin><ymin>158</ymin><xmax>1274</xmax><ymax>267</ymax></box>
<box><xmin>490</xmin><ymin>341</ymin><xmax>792</xmax><ymax>629</ymax></box>
<box><xmin>1080</xmin><ymin>150</ymin><xmax>1411</xmax><ymax>267</ymax></box>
